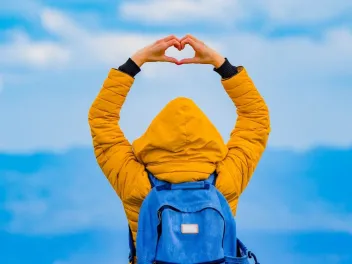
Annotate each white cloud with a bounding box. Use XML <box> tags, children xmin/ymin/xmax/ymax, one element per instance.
<box><xmin>0</xmin><ymin>31</ymin><xmax>70</xmax><ymax>68</ymax></box>
<box><xmin>245</xmin><ymin>0</ymin><xmax>352</xmax><ymax>24</ymax></box>
<box><xmin>119</xmin><ymin>0</ymin><xmax>352</xmax><ymax>25</ymax></box>
<box><xmin>221</xmin><ymin>28</ymin><xmax>352</xmax><ymax>150</ymax></box>
<box><xmin>0</xmin><ymin>0</ymin><xmax>42</xmax><ymax>18</ymax></box>
<box><xmin>39</xmin><ymin>8</ymin><xmax>188</xmax><ymax>68</ymax></box>
<box><xmin>37</xmin><ymin>8</ymin><xmax>225</xmax><ymax>69</ymax></box>
<box><xmin>0</xmin><ymin>3</ymin><xmax>62</xmax><ymax>69</ymax></box>
<box><xmin>0</xmin><ymin>7</ymin><xmax>352</xmax><ymax>152</ymax></box>
<box><xmin>119</xmin><ymin>0</ymin><xmax>242</xmax><ymax>25</ymax></box>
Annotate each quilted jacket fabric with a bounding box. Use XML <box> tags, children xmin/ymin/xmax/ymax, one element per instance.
<box><xmin>88</xmin><ymin>66</ymin><xmax>270</xmax><ymax>246</ymax></box>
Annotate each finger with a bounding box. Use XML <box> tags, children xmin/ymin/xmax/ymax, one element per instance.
<box><xmin>155</xmin><ymin>34</ymin><xmax>178</xmax><ymax>45</ymax></box>
<box><xmin>178</xmin><ymin>57</ymin><xmax>201</xmax><ymax>65</ymax></box>
<box><xmin>180</xmin><ymin>34</ymin><xmax>201</xmax><ymax>44</ymax></box>
<box><xmin>163</xmin><ymin>34</ymin><xmax>178</xmax><ymax>42</ymax></box>
<box><xmin>165</xmin><ymin>39</ymin><xmax>181</xmax><ymax>50</ymax></box>
<box><xmin>180</xmin><ymin>37</ymin><xmax>198</xmax><ymax>50</ymax></box>
<box><xmin>185</xmin><ymin>34</ymin><xmax>198</xmax><ymax>41</ymax></box>
<box><xmin>174</xmin><ymin>43</ymin><xmax>182</xmax><ymax>50</ymax></box>
<box><xmin>162</xmin><ymin>55</ymin><xmax>180</xmax><ymax>64</ymax></box>
<box><xmin>179</xmin><ymin>35</ymin><xmax>190</xmax><ymax>44</ymax></box>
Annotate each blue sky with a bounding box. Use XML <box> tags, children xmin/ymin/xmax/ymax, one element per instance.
<box><xmin>0</xmin><ymin>0</ymin><xmax>351</xmax><ymax>263</ymax></box>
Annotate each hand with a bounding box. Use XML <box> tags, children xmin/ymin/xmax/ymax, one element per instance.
<box><xmin>179</xmin><ymin>34</ymin><xmax>225</xmax><ymax>68</ymax></box>
<box><xmin>131</xmin><ymin>35</ymin><xmax>182</xmax><ymax>67</ymax></box>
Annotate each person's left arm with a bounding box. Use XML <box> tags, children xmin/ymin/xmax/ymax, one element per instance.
<box><xmin>88</xmin><ymin>59</ymin><xmax>150</xmax><ymax>204</ymax></box>
<box><xmin>88</xmin><ymin>35</ymin><xmax>182</xmax><ymax>204</ymax></box>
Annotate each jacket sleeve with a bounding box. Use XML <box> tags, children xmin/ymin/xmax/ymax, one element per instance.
<box><xmin>88</xmin><ymin>68</ymin><xmax>150</xmax><ymax>204</ymax></box>
<box><xmin>216</xmin><ymin>66</ymin><xmax>270</xmax><ymax>213</ymax></box>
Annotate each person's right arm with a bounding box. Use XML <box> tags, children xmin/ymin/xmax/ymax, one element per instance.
<box><xmin>215</xmin><ymin>62</ymin><xmax>270</xmax><ymax>214</ymax></box>
<box><xmin>179</xmin><ymin>35</ymin><xmax>271</xmax><ymax>215</ymax></box>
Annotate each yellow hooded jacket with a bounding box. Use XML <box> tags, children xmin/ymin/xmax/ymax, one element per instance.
<box><xmin>88</xmin><ymin>66</ymin><xmax>270</xmax><ymax>249</ymax></box>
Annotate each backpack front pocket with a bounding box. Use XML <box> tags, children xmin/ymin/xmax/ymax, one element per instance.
<box><xmin>155</xmin><ymin>205</ymin><xmax>225</xmax><ymax>263</ymax></box>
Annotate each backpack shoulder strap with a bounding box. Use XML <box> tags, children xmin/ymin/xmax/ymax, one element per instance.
<box><xmin>128</xmin><ymin>225</ymin><xmax>136</xmax><ymax>264</ymax></box>
<box><xmin>147</xmin><ymin>170</ymin><xmax>169</xmax><ymax>188</ymax></box>
<box><xmin>127</xmin><ymin>170</ymin><xmax>168</xmax><ymax>263</ymax></box>
<box><xmin>205</xmin><ymin>171</ymin><xmax>218</xmax><ymax>186</ymax></box>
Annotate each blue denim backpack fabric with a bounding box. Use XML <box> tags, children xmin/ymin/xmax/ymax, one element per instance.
<box><xmin>128</xmin><ymin>172</ymin><xmax>259</xmax><ymax>264</ymax></box>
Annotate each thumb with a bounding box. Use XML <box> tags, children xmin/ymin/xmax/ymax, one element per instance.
<box><xmin>163</xmin><ymin>55</ymin><xmax>180</xmax><ymax>64</ymax></box>
<box><xmin>178</xmin><ymin>57</ymin><xmax>201</xmax><ymax>65</ymax></box>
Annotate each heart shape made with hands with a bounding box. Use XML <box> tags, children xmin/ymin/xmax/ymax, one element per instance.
<box><xmin>134</xmin><ymin>34</ymin><xmax>221</xmax><ymax>67</ymax></box>
<box><xmin>158</xmin><ymin>34</ymin><xmax>210</xmax><ymax>65</ymax></box>
<box><xmin>165</xmin><ymin>43</ymin><xmax>195</xmax><ymax>62</ymax></box>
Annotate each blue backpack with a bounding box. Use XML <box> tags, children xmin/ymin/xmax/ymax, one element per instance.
<box><xmin>128</xmin><ymin>172</ymin><xmax>259</xmax><ymax>264</ymax></box>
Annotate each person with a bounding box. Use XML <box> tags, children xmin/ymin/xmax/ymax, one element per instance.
<box><xmin>88</xmin><ymin>34</ymin><xmax>270</xmax><ymax>257</ymax></box>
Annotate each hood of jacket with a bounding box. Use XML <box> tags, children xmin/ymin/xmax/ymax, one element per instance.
<box><xmin>132</xmin><ymin>97</ymin><xmax>228</xmax><ymax>183</ymax></box>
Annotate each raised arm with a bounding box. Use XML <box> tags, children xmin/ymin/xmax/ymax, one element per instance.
<box><xmin>88</xmin><ymin>61</ymin><xmax>148</xmax><ymax>203</ymax></box>
<box><xmin>179</xmin><ymin>35</ymin><xmax>271</xmax><ymax>214</ymax></box>
<box><xmin>216</xmin><ymin>63</ymin><xmax>270</xmax><ymax>209</ymax></box>
<box><xmin>88</xmin><ymin>35</ymin><xmax>182</xmax><ymax>203</ymax></box>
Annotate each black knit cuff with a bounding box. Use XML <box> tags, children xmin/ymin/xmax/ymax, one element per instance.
<box><xmin>213</xmin><ymin>58</ymin><xmax>238</xmax><ymax>79</ymax></box>
<box><xmin>117</xmin><ymin>58</ymin><xmax>141</xmax><ymax>78</ymax></box>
